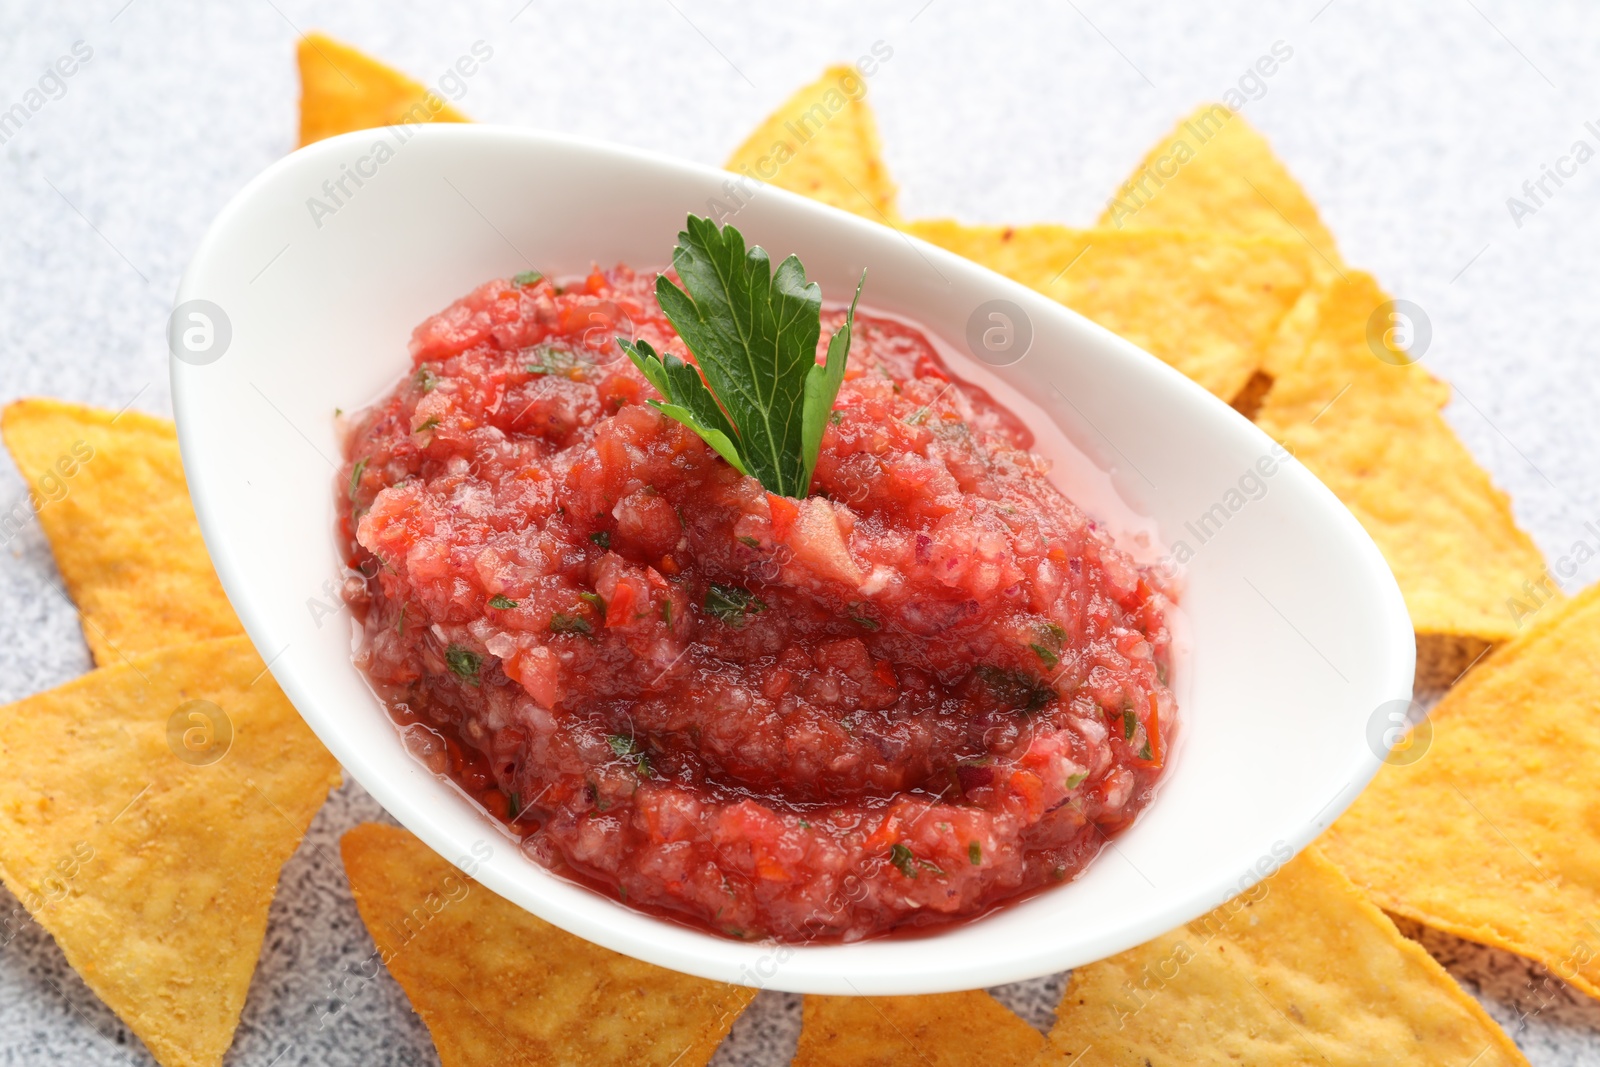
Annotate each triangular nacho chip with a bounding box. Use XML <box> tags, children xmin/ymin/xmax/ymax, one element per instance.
<box><xmin>1100</xmin><ymin>110</ymin><xmax>1546</xmax><ymax>659</ymax></box>
<box><xmin>1320</xmin><ymin>580</ymin><xmax>1600</xmax><ymax>1002</ymax></box>
<box><xmin>1253</xmin><ymin>272</ymin><xmax>1546</xmax><ymax>646</ymax></box>
<box><xmin>903</xmin><ymin>220</ymin><xmax>1313</xmax><ymax>404</ymax></box>
<box><xmin>1099</xmin><ymin>104</ymin><xmax>1342</xmax><ymax>271</ymax></box>
<box><xmin>1037</xmin><ymin>847</ymin><xmax>1527</xmax><ymax>1066</ymax></box>
<box><xmin>794</xmin><ymin>989</ymin><xmax>1043</xmax><ymax>1067</ymax></box>
<box><xmin>340</xmin><ymin>822</ymin><xmax>754</xmax><ymax>1066</ymax></box>
<box><xmin>725</xmin><ymin>64</ymin><xmax>899</xmax><ymax>223</ymax></box>
<box><xmin>2</xmin><ymin>399</ymin><xmax>243</xmax><ymax>665</ymax></box>
<box><xmin>297</xmin><ymin>32</ymin><xmax>470</xmax><ymax>147</ymax></box>
<box><xmin>0</xmin><ymin>635</ymin><xmax>342</xmax><ymax>1067</ymax></box>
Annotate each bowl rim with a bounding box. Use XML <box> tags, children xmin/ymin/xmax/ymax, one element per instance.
<box><xmin>172</xmin><ymin>122</ymin><xmax>1415</xmax><ymax>994</ymax></box>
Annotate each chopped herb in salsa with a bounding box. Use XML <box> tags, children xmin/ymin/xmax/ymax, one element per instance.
<box><xmin>445</xmin><ymin>644</ymin><xmax>481</xmax><ymax>686</ymax></box>
<box><xmin>705</xmin><ymin>582</ymin><xmax>767</xmax><ymax>625</ymax></box>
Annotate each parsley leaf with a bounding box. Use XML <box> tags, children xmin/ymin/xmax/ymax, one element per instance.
<box><xmin>889</xmin><ymin>843</ymin><xmax>918</xmax><ymax>879</ymax></box>
<box><xmin>524</xmin><ymin>343</ymin><xmax>581</xmax><ymax>378</ymax></box>
<box><xmin>512</xmin><ymin>269</ymin><xmax>544</xmax><ymax>287</ymax></box>
<box><xmin>347</xmin><ymin>457</ymin><xmax>368</xmax><ymax>501</ymax></box>
<box><xmin>606</xmin><ymin>733</ymin><xmax>654</xmax><ymax>778</ymax></box>
<box><xmin>488</xmin><ymin>595</ymin><xmax>517</xmax><ymax>610</ymax></box>
<box><xmin>620</xmin><ymin>215</ymin><xmax>865</xmax><ymax>497</ymax></box>
<box><xmin>551</xmin><ymin>612</ymin><xmax>592</xmax><ymax>636</ymax></box>
<box><xmin>705</xmin><ymin>583</ymin><xmax>767</xmax><ymax>626</ymax></box>
<box><xmin>445</xmin><ymin>644</ymin><xmax>481</xmax><ymax>686</ymax></box>
<box><xmin>976</xmin><ymin>666</ymin><xmax>1057</xmax><ymax>714</ymax></box>
<box><xmin>577</xmin><ymin>590</ymin><xmax>607</xmax><ymax>621</ymax></box>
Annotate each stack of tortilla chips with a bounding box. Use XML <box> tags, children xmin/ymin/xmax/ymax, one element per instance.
<box><xmin>0</xmin><ymin>400</ymin><xmax>342</xmax><ymax>1067</ymax></box>
<box><xmin>5</xmin><ymin>29</ymin><xmax>1592</xmax><ymax>1066</ymax></box>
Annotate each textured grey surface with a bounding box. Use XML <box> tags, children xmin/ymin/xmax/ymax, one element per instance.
<box><xmin>2</xmin><ymin>0</ymin><xmax>1599</xmax><ymax>1063</ymax></box>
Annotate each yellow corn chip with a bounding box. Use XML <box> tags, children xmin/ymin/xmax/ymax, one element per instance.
<box><xmin>1321</xmin><ymin>580</ymin><xmax>1600</xmax><ymax>1002</ymax></box>
<box><xmin>297</xmin><ymin>32</ymin><xmax>470</xmax><ymax>147</ymax></box>
<box><xmin>2</xmin><ymin>399</ymin><xmax>242</xmax><ymax>665</ymax></box>
<box><xmin>1254</xmin><ymin>272</ymin><xmax>1545</xmax><ymax>647</ymax></box>
<box><xmin>340</xmin><ymin>822</ymin><xmax>754</xmax><ymax>1067</ymax></box>
<box><xmin>725</xmin><ymin>64</ymin><xmax>899</xmax><ymax>223</ymax></box>
<box><xmin>0</xmin><ymin>635</ymin><xmax>342</xmax><ymax>1067</ymax></box>
<box><xmin>1100</xmin><ymin>109</ymin><xmax>1546</xmax><ymax>660</ymax></box>
<box><xmin>793</xmin><ymin>989</ymin><xmax>1043</xmax><ymax>1067</ymax></box>
<box><xmin>1037</xmin><ymin>847</ymin><xmax>1527</xmax><ymax>1066</ymax></box>
<box><xmin>1100</xmin><ymin>104</ymin><xmax>1342</xmax><ymax>271</ymax></box>
<box><xmin>903</xmin><ymin>220</ymin><xmax>1313</xmax><ymax>404</ymax></box>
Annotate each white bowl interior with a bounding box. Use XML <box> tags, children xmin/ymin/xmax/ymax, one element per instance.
<box><xmin>172</xmin><ymin>125</ymin><xmax>1413</xmax><ymax>994</ymax></box>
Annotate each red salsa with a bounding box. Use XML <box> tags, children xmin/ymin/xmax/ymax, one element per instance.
<box><xmin>340</xmin><ymin>265</ymin><xmax>1177</xmax><ymax>942</ymax></box>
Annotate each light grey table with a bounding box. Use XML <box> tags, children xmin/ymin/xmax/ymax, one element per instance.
<box><xmin>3</xmin><ymin>1</ymin><xmax>1599</xmax><ymax>1062</ymax></box>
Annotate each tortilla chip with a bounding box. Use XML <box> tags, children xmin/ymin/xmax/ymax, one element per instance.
<box><xmin>1</xmin><ymin>399</ymin><xmax>243</xmax><ymax>665</ymax></box>
<box><xmin>0</xmin><ymin>635</ymin><xmax>342</xmax><ymax>1067</ymax></box>
<box><xmin>793</xmin><ymin>990</ymin><xmax>1043</xmax><ymax>1067</ymax></box>
<box><xmin>1320</xmin><ymin>580</ymin><xmax>1600</xmax><ymax>1002</ymax></box>
<box><xmin>1037</xmin><ymin>847</ymin><xmax>1527</xmax><ymax>1066</ymax></box>
<box><xmin>903</xmin><ymin>220</ymin><xmax>1313</xmax><ymax>404</ymax></box>
<box><xmin>725</xmin><ymin>64</ymin><xmax>899</xmax><ymax>223</ymax></box>
<box><xmin>1253</xmin><ymin>272</ymin><xmax>1546</xmax><ymax>646</ymax></box>
<box><xmin>1100</xmin><ymin>104</ymin><xmax>1342</xmax><ymax>271</ymax></box>
<box><xmin>297</xmin><ymin>32</ymin><xmax>470</xmax><ymax>147</ymax></box>
<box><xmin>1098</xmin><ymin>110</ymin><xmax>1547</xmax><ymax>650</ymax></box>
<box><xmin>340</xmin><ymin>823</ymin><xmax>754</xmax><ymax>1066</ymax></box>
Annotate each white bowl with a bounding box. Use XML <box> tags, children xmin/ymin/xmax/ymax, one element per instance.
<box><xmin>172</xmin><ymin>124</ymin><xmax>1412</xmax><ymax>995</ymax></box>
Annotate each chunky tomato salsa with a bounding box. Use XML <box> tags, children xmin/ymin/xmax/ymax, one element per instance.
<box><xmin>340</xmin><ymin>264</ymin><xmax>1177</xmax><ymax>942</ymax></box>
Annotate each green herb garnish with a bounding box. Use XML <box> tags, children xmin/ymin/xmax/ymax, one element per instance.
<box><xmin>605</xmin><ymin>733</ymin><xmax>654</xmax><ymax>777</ymax></box>
<box><xmin>445</xmin><ymin>644</ymin><xmax>481</xmax><ymax>686</ymax></box>
<box><xmin>620</xmin><ymin>215</ymin><xmax>865</xmax><ymax>497</ymax></box>
<box><xmin>976</xmin><ymin>666</ymin><xmax>1057</xmax><ymax>714</ymax></box>
<box><xmin>1122</xmin><ymin>705</ymin><xmax>1137</xmax><ymax>741</ymax></box>
<box><xmin>1030</xmin><ymin>622</ymin><xmax>1066</xmax><ymax>668</ymax></box>
<box><xmin>705</xmin><ymin>582</ymin><xmax>767</xmax><ymax>625</ymax></box>
<box><xmin>525</xmin><ymin>343</ymin><xmax>580</xmax><ymax>377</ymax></box>
<box><xmin>737</xmin><ymin>535</ymin><xmax>761</xmax><ymax>548</ymax></box>
<box><xmin>846</xmin><ymin>603</ymin><xmax>881</xmax><ymax>631</ymax></box>
<box><xmin>511</xmin><ymin>269</ymin><xmax>544</xmax><ymax>287</ymax></box>
<box><xmin>589</xmin><ymin>530</ymin><xmax>611</xmax><ymax>549</ymax></box>
<box><xmin>968</xmin><ymin>841</ymin><xmax>982</xmax><ymax>865</ymax></box>
<box><xmin>1066</xmin><ymin>772</ymin><xmax>1088</xmax><ymax>790</ymax></box>
<box><xmin>348</xmin><ymin>457</ymin><xmax>368</xmax><ymax>501</ymax></box>
<box><xmin>414</xmin><ymin>416</ymin><xmax>440</xmax><ymax>434</ymax></box>
<box><xmin>488</xmin><ymin>595</ymin><xmax>517</xmax><ymax>610</ymax></box>
<box><xmin>889</xmin><ymin>843</ymin><xmax>917</xmax><ymax>879</ymax></box>
<box><xmin>507</xmin><ymin>791</ymin><xmax>521</xmax><ymax>818</ymax></box>
<box><xmin>551</xmin><ymin>612</ymin><xmax>592</xmax><ymax>636</ymax></box>
<box><xmin>660</xmin><ymin>598</ymin><xmax>672</xmax><ymax>626</ymax></box>
<box><xmin>413</xmin><ymin>366</ymin><xmax>438</xmax><ymax>392</ymax></box>
<box><xmin>578</xmin><ymin>591</ymin><xmax>607</xmax><ymax>621</ymax></box>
